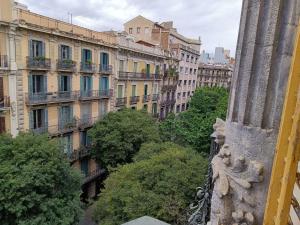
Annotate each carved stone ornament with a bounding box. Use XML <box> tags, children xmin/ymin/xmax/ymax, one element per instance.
<box><xmin>211</xmin><ymin>144</ymin><xmax>264</xmax><ymax>225</ymax></box>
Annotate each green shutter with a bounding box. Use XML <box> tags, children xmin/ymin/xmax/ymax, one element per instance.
<box><xmin>29</xmin><ymin>110</ymin><xmax>33</xmax><ymax>129</ymax></box>
<box><xmin>29</xmin><ymin>39</ymin><xmax>33</xmax><ymax>58</ymax></box>
<box><xmin>69</xmin><ymin>46</ymin><xmax>72</xmax><ymax>60</ymax></box>
<box><xmin>44</xmin><ymin>108</ymin><xmax>48</xmax><ymax>129</ymax></box>
<box><xmin>42</xmin><ymin>42</ymin><xmax>45</xmax><ymax>57</ymax></box>
<box><xmin>68</xmin><ymin>76</ymin><xmax>72</xmax><ymax>91</ymax></box>
<box><xmin>44</xmin><ymin>75</ymin><xmax>47</xmax><ymax>93</ymax></box>
<box><xmin>58</xmin><ymin>75</ymin><xmax>61</xmax><ymax>92</ymax></box>
<box><xmin>28</xmin><ymin>74</ymin><xmax>33</xmax><ymax>95</ymax></box>
<box><xmin>58</xmin><ymin>44</ymin><xmax>62</xmax><ymax>59</ymax></box>
<box><xmin>80</xmin><ymin>76</ymin><xmax>83</xmax><ymax>95</ymax></box>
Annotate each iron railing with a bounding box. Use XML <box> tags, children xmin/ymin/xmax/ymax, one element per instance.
<box><xmin>0</xmin><ymin>55</ymin><xmax>8</xmax><ymax>69</ymax></box>
<box><xmin>83</xmin><ymin>168</ymin><xmax>106</xmax><ymax>184</ymax></box>
<box><xmin>99</xmin><ymin>64</ymin><xmax>113</xmax><ymax>74</ymax></box>
<box><xmin>79</xmin><ymin>89</ymin><xmax>112</xmax><ymax>100</ymax></box>
<box><xmin>80</xmin><ymin>62</ymin><xmax>96</xmax><ymax>73</ymax></box>
<box><xmin>142</xmin><ymin>95</ymin><xmax>151</xmax><ymax>103</ymax></box>
<box><xmin>116</xmin><ymin>97</ymin><xmax>127</xmax><ymax>107</ymax></box>
<box><xmin>130</xmin><ymin>96</ymin><xmax>140</xmax><ymax>105</ymax></box>
<box><xmin>27</xmin><ymin>56</ymin><xmax>51</xmax><ymax>70</ymax></box>
<box><xmin>0</xmin><ymin>96</ymin><xmax>10</xmax><ymax>109</ymax></box>
<box><xmin>57</xmin><ymin>59</ymin><xmax>77</xmax><ymax>72</ymax></box>
<box><xmin>69</xmin><ymin>145</ymin><xmax>92</xmax><ymax>162</ymax></box>
<box><xmin>25</xmin><ymin>91</ymin><xmax>78</xmax><ymax>105</ymax></box>
<box><xmin>160</xmin><ymin>98</ymin><xmax>176</xmax><ymax>106</ymax></box>
<box><xmin>78</xmin><ymin>116</ymin><xmax>101</xmax><ymax>129</ymax></box>
<box><xmin>119</xmin><ymin>71</ymin><xmax>162</xmax><ymax>80</ymax></box>
<box><xmin>152</xmin><ymin>94</ymin><xmax>159</xmax><ymax>101</ymax></box>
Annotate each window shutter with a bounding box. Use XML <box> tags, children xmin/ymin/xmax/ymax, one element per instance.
<box><xmin>69</xmin><ymin>46</ymin><xmax>72</xmax><ymax>60</ymax></box>
<box><xmin>80</xmin><ymin>76</ymin><xmax>83</xmax><ymax>95</ymax></box>
<box><xmin>81</xmin><ymin>49</ymin><xmax>84</xmax><ymax>62</ymax></box>
<box><xmin>44</xmin><ymin>75</ymin><xmax>48</xmax><ymax>93</ymax></box>
<box><xmin>29</xmin><ymin>110</ymin><xmax>33</xmax><ymax>129</ymax></box>
<box><xmin>89</xmin><ymin>76</ymin><xmax>93</xmax><ymax>90</ymax></box>
<box><xmin>58</xmin><ymin>75</ymin><xmax>61</xmax><ymax>92</ymax></box>
<box><xmin>88</xmin><ymin>50</ymin><xmax>92</xmax><ymax>61</ymax></box>
<box><xmin>42</xmin><ymin>42</ymin><xmax>45</xmax><ymax>57</ymax></box>
<box><xmin>106</xmin><ymin>53</ymin><xmax>109</xmax><ymax>65</ymax></box>
<box><xmin>29</xmin><ymin>39</ymin><xmax>33</xmax><ymax>58</ymax></box>
<box><xmin>58</xmin><ymin>44</ymin><xmax>62</xmax><ymax>60</ymax></box>
<box><xmin>44</xmin><ymin>108</ymin><xmax>48</xmax><ymax>129</ymax></box>
<box><xmin>68</xmin><ymin>75</ymin><xmax>72</xmax><ymax>91</ymax></box>
<box><xmin>100</xmin><ymin>52</ymin><xmax>103</xmax><ymax>66</ymax></box>
<box><xmin>28</xmin><ymin>74</ymin><xmax>33</xmax><ymax>95</ymax></box>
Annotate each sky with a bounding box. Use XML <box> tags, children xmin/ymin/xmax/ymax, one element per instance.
<box><xmin>17</xmin><ymin>0</ymin><xmax>243</xmax><ymax>56</ymax></box>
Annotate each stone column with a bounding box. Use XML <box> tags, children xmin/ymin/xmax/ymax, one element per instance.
<box><xmin>210</xmin><ymin>1</ymin><xmax>300</xmax><ymax>224</ymax></box>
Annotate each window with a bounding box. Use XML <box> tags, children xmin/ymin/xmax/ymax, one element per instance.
<box><xmin>193</xmin><ymin>80</ymin><xmax>196</xmax><ymax>85</ymax></box>
<box><xmin>61</xmin><ymin>134</ymin><xmax>73</xmax><ymax>156</ymax></box>
<box><xmin>129</xmin><ymin>28</ymin><xmax>133</xmax><ymax>34</ymax></box>
<box><xmin>185</xmin><ymin>67</ymin><xmax>188</xmax><ymax>74</ymax></box>
<box><xmin>191</xmin><ymin>56</ymin><xmax>194</xmax><ymax>63</ymax></box>
<box><xmin>99</xmin><ymin>101</ymin><xmax>108</xmax><ymax>118</ymax></box>
<box><xmin>178</xmin><ymin>80</ymin><xmax>182</xmax><ymax>86</ymax></box>
<box><xmin>30</xmin><ymin>75</ymin><xmax>47</xmax><ymax>94</ymax></box>
<box><xmin>188</xmin><ymin>91</ymin><xmax>191</xmax><ymax>97</ymax></box>
<box><xmin>131</xmin><ymin>106</ymin><xmax>136</xmax><ymax>110</ymax></box>
<box><xmin>80</xmin><ymin>76</ymin><xmax>92</xmax><ymax>97</ymax></box>
<box><xmin>180</xmin><ymin>67</ymin><xmax>183</xmax><ymax>72</ymax></box>
<box><xmin>145</xmin><ymin>27</ymin><xmax>150</xmax><ymax>34</ymax></box>
<box><xmin>144</xmin><ymin>84</ymin><xmax>148</xmax><ymax>96</ymax></box>
<box><xmin>59</xmin><ymin>105</ymin><xmax>73</xmax><ymax>129</ymax></box>
<box><xmin>119</xmin><ymin>60</ymin><xmax>124</xmax><ymax>72</ymax></box>
<box><xmin>181</xmin><ymin>103</ymin><xmax>186</xmax><ymax>111</ymax></box>
<box><xmin>30</xmin><ymin>108</ymin><xmax>47</xmax><ymax>131</ymax></box>
<box><xmin>60</xmin><ymin>45</ymin><xmax>71</xmax><ymax>60</ymax></box>
<box><xmin>133</xmin><ymin>62</ymin><xmax>138</xmax><ymax>73</ymax></box>
<box><xmin>59</xmin><ymin>75</ymin><xmax>71</xmax><ymax>92</ymax></box>
<box><xmin>143</xmin><ymin>104</ymin><xmax>148</xmax><ymax>111</ymax></box>
<box><xmin>81</xmin><ymin>130</ymin><xmax>91</xmax><ymax>147</ymax></box>
<box><xmin>155</xmin><ymin>65</ymin><xmax>160</xmax><ymax>75</ymax></box>
<box><xmin>152</xmin><ymin>103</ymin><xmax>157</xmax><ymax>114</ymax></box>
<box><xmin>183</xmin><ymin>92</ymin><xmax>186</xmax><ymax>97</ymax></box>
<box><xmin>81</xmin><ymin>158</ymin><xmax>89</xmax><ymax>177</ymax></box>
<box><xmin>195</xmin><ymin>58</ymin><xmax>198</xmax><ymax>64</ymax></box>
<box><xmin>146</xmin><ymin>64</ymin><xmax>150</xmax><ymax>77</ymax></box>
<box><xmin>181</xmin><ymin>53</ymin><xmax>185</xmax><ymax>60</ymax></box>
<box><xmin>176</xmin><ymin>105</ymin><xmax>180</xmax><ymax>113</ymax></box>
<box><xmin>190</xmin><ymin>68</ymin><xmax>193</xmax><ymax>74</ymax></box>
<box><xmin>100</xmin><ymin>76</ymin><xmax>109</xmax><ymax>92</ymax></box>
<box><xmin>30</xmin><ymin>40</ymin><xmax>44</xmax><ymax>57</ymax></box>
<box><xmin>137</xmin><ymin>27</ymin><xmax>141</xmax><ymax>33</ymax></box>
<box><xmin>186</xmin><ymin>55</ymin><xmax>190</xmax><ymax>62</ymax></box>
<box><xmin>117</xmin><ymin>85</ymin><xmax>124</xmax><ymax>98</ymax></box>
<box><xmin>81</xmin><ymin>102</ymin><xmax>92</xmax><ymax>121</ymax></box>
<box><xmin>100</xmin><ymin>52</ymin><xmax>109</xmax><ymax>71</ymax></box>
<box><xmin>177</xmin><ymin>92</ymin><xmax>181</xmax><ymax>99</ymax></box>
<box><xmin>131</xmin><ymin>85</ymin><xmax>137</xmax><ymax>96</ymax></box>
<box><xmin>81</xmin><ymin>49</ymin><xmax>92</xmax><ymax>62</ymax></box>
<box><xmin>188</xmin><ymin>80</ymin><xmax>192</xmax><ymax>85</ymax></box>
<box><xmin>184</xmin><ymin>80</ymin><xmax>187</xmax><ymax>85</ymax></box>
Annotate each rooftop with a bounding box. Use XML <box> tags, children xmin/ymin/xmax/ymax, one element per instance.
<box><xmin>122</xmin><ymin>216</ymin><xmax>170</xmax><ymax>225</ymax></box>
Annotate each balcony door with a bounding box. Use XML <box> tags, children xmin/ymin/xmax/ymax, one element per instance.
<box><xmin>146</xmin><ymin>64</ymin><xmax>150</xmax><ymax>78</ymax></box>
<box><xmin>29</xmin><ymin>75</ymin><xmax>47</xmax><ymax>100</ymax></box>
<box><xmin>58</xmin><ymin>75</ymin><xmax>71</xmax><ymax>98</ymax></box>
<box><xmin>30</xmin><ymin>108</ymin><xmax>48</xmax><ymax>132</ymax></box>
<box><xmin>29</xmin><ymin>40</ymin><xmax>44</xmax><ymax>58</ymax></box>
<box><xmin>59</xmin><ymin>45</ymin><xmax>71</xmax><ymax>60</ymax></box>
<box><xmin>131</xmin><ymin>85</ymin><xmax>136</xmax><ymax>97</ymax></box>
<box><xmin>80</xmin><ymin>76</ymin><xmax>92</xmax><ymax>97</ymax></box>
<box><xmin>144</xmin><ymin>84</ymin><xmax>148</xmax><ymax>96</ymax></box>
<box><xmin>82</xmin><ymin>49</ymin><xmax>92</xmax><ymax>63</ymax></box>
<box><xmin>81</xmin><ymin>103</ymin><xmax>92</xmax><ymax>123</ymax></box>
<box><xmin>80</xmin><ymin>158</ymin><xmax>89</xmax><ymax>177</ymax></box>
<box><xmin>80</xmin><ymin>130</ymin><xmax>92</xmax><ymax>147</ymax></box>
<box><xmin>59</xmin><ymin>105</ymin><xmax>73</xmax><ymax>129</ymax></box>
<box><xmin>117</xmin><ymin>85</ymin><xmax>124</xmax><ymax>98</ymax></box>
<box><xmin>61</xmin><ymin>134</ymin><xmax>73</xmax><ymax>156</ymax></box>
<box><xmin>100</xmin><ymin>77</ymin><xmax>109</xmax><ymax>92</ymax></box>
<box><xmin>100</xmin><ymin>52</ymin><xmax>109</xmax><ymax>67</ymax></box>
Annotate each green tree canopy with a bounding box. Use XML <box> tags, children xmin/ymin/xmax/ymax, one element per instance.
<box><xmin>93</xmin><ymin>142</ymin><xmax>208</xmax><ymax>225</ymax></box>
<box><xmin>0</xmin><ymin>133</ymin><xmax>82</xmax><ymax>225</ymax></box>
<box><xmin>89</xmin><ymin>109</ymin><xmax>161</xmax><ymax>168</ymax></box>
<box><xmin>160</xmin><ymin>87</ymin><xmax>229</xmax><ymax>153</ymax></box>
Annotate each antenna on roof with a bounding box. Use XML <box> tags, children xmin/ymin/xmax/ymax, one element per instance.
<box><xmin>68</xmin><ymin>12</ymin><xmax>73</xmax><ymax>24</ymax></box>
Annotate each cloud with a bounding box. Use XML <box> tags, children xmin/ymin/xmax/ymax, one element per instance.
<box><xmin>16</xmin><ymin>0</ymin><xmax>242</xmax><ymax>56</ymax></box>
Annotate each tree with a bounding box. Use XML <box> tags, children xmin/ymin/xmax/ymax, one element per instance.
<box><xmin>89</xmin><ymin>109</ymin><xmax>161</xmax><ymax>168</ymax></box>
<box><xmin>0</xmin><ymin>133</ymin><xmax>82</xmax><ymax>225</ymax></box>
<box><xmin>160</xmin><ymin>87</ymin><xmax>229</xmax><ymax>153</ymax></box>
<box><xmin>93</xmin><ymin>143</ymin><xmax>208</xmax><ymax>225</ymax></box>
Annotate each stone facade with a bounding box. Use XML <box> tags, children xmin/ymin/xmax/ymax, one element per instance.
<box><xmin>210</xmin><ymin>0</ymin><xmax>300</xmax><ymax>224</ymax></box>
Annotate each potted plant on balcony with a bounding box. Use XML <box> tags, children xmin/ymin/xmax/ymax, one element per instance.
<box><xmin>33</xmin><ymin>56</ymin><xmax>46</xmax><ymax>61</ymax></box>
<box><xmin>62</xmin><ymin>59</ymin><xmax>73</xmax><ymax>65</ymax></box>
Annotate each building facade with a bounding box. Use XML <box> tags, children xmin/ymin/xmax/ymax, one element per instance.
<box><xmin>197</xmin><ymin>64</ymin><xmax>233</xmax><ymax>89</ymax></box>
<box><xmin>115</xmin><ymin>33</ymin><xmax>165</xmax><ymax>115</ymax></box>
<box><xmin>0</xmin><ymin>0</ymin><xmax>117</xmax><ymax>198</ymax></box>
<box><xmin>124</xmin><ymin>15</ymin><xmax>200</xmax><ymax>114</ymax></box>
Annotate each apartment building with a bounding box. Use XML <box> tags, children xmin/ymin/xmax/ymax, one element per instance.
<box><xmin>124</xmin><ymin>15</ymin><xmax>200</xmax><ymax>114</ymax></box>
<box><xmin>115</xmin><ymin>33</ymin><xmax>165</xmax><ymax>115</ymax></box>
<box><xmin>0</xmin><ymin>0</ymin><xmax>117</xmax><ymax>198</ymax></box>
<box><xmin>197</xmin><ymin>64</ymin><xmax>233</xmax><ymax>89</ymax></box>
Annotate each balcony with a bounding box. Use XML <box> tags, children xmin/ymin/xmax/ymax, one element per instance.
<box><xmin>99</xmin><ymin>64</ymin><xmax>113</xmax><ymax>74</ymax></box>
<box><xmin>161</xmin><ymin>98</ymin><xmax>176</xmax><ymax>107</ymax></box>
<box><xmin>79</xmin><ymin>89</ymin><xmax>112</xmax><ymax>101</ymax></box>
<box><xmin>152</xmin><ymin>94</ymin><xmax>159</xmax><ymax>101</ymax></box>
<box><xmin>142</xmin><ymin>95</ymin><xmax>151</xmax><ymax>103</ymax></box>
<box><xmin>0</xmin><ymin>96</ymin><xmax>10</xmax><ymax>111</ymax></box>
<box><xmin>78</xmin><ymin>116</ymin><xmax>101</xmax><ymax>129</ymax></box>
<box><xmin>25</xmin><ymin>91</ymin><xmax>78</xmax><ymax>105</ymax></box>
<box><xmin>119</xmin><ymin>71</ymin><xmax>162</xmax><ymax>81</ymax></box>
<box><xmin>57</xmin><ymin>59</ymin><xmax>77</xmax><ymax>72</ymax></box>
<box><xmin>130</xmin><ymin>96</ymin><xmax>140</xmax><ymax>105</ymax></box>
<box><xmin>0</xmin><ymin>55</ymin><xmax>8</xmax><ymax>69</ymax></box>
<box><xmin>116</xmin><ymin>97</ymin><xmax>127</xmax><ymax>107</ymax></box>
<box><xmin>27</xmin><ymin>56</ymin><xmax>51</xmax><ymax>70</ymax></box>
<box><xmin>69</xmin><ymin>145</ymin><xmax>91</xmax><ymax>163</ymax></box>
<box><xmin>80</xmin><ymin>62</ymin><xmax>96</xmax><ymax>73</ymax></box>
<box><xmin>83</xmin><ymin>168</ymin><xmax>106</xmax><ymax>185</ymax></box>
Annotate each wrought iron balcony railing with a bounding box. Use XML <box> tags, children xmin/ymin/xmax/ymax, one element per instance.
<box><xmin>142</xmin><ymin>95</ymin><xmax>151</xmax><ymax>103</ymax></box>
<box><xmin>69</xmin><ymin>145</ymin><xmax>92</xmax><ymax>163</ymax></box>
<box><xmin>27</xmin><ymin>56</ymin><xmax>51</xmax><ymax>70</ymax></box>
<box><xmin>80</xmin><ymin>62</ymin><xmax>96</xmax><ymax>73</ymax></box>
<box><xmin>116</xmin><ymin>97</ymin><xmax>127</xmax><ymax>107</ymax></box>
<box><xmin>25</xmin><ymin>91</ymin><xmax>78</xmax><ymax>105</ymax></box>
<box><xmin>160</xmin><ymin>98</ymin><xmax>176</xmax><ymax>107</ymax></box>
<box><xmin>83</xmin><ymin>168</ymin><xmax>106</xmax><ymax>185</ymax></box>
<box><xmin>79</xmin><ymin>89</ymin><xmax>112</xmax><ymax>100</ymax></box>
<box><xmin>99</xmin><ymin>64</ymin><xmax>113</xmax><ymax>74</ymax></box>
<box><xmin>0</xmin><ymin>55</ymin><xmax>8</xmax><ymax>69</ymax></box>
<box><xmin>57</xmin><ymin>59</ymin><xmax>77</xmax><ymax>72</ymax></box>
<box><xmin>119</xmin><ymin>71</ymin><xmax>162</xmax><ymax>80</ymax></box>
<box><xmin>78</xmin><ymin>116</ymin><xmax>101</xmax><ymax>129</ymax></box>
<box><xmin>152</xmin><ymin>94</ymin><xmax>159</xmax><ymax>101</ymax></box>
<box><xmin>130</xmin><ymin>96</ymin><xmax>140</xmax><ymax>105</ymax></box>
<box><xmin>0</xmin><ymin>96</ymin><xmax>10</xmax><ymax>110</ymax></box>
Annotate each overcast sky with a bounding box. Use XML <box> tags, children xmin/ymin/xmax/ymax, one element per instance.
<box><xmin>17</xmin><ymin>0</ymin><xmax>243</xmax><ymax>56</ymax></box>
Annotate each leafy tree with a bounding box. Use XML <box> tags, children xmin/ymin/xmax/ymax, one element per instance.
<box><xmin>89</xmin><ymin>109</ymin><xmax>161</xmax><ymax>168</ymax></box>
<box><xmin>0</xmin><ymin>133</ymin><xmax>82</xmax><ymax>225</ymax></box>
<box><xmin>93</xmin><ymin>143</ymin><xmax>208</xmax><ymax>225</ymax></box>
<box><xmin>160</xmin><ymin>87</ymin><xmax>229</xmax><ymax>153</ymax></box>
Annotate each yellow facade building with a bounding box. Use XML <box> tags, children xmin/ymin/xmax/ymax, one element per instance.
<box><xmin>0</xmin><ymin>0</ymin><xmax>118</xmax><ymax>198</ymax></box>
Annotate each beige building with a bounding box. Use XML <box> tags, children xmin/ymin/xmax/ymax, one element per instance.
<box><xmin>0</xmin><ymin>0</ymin><xmax>117</xmax><ymax>198</ymax></box>
<box><xmin>124</xmin><ymin>15</ymin><xmax>200</xmax><ymax>114</ymax></box>
<box><xmin>197</xmin><ymin>64</ymin><xmax>233</xmax><ymax>89</ymax></box>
